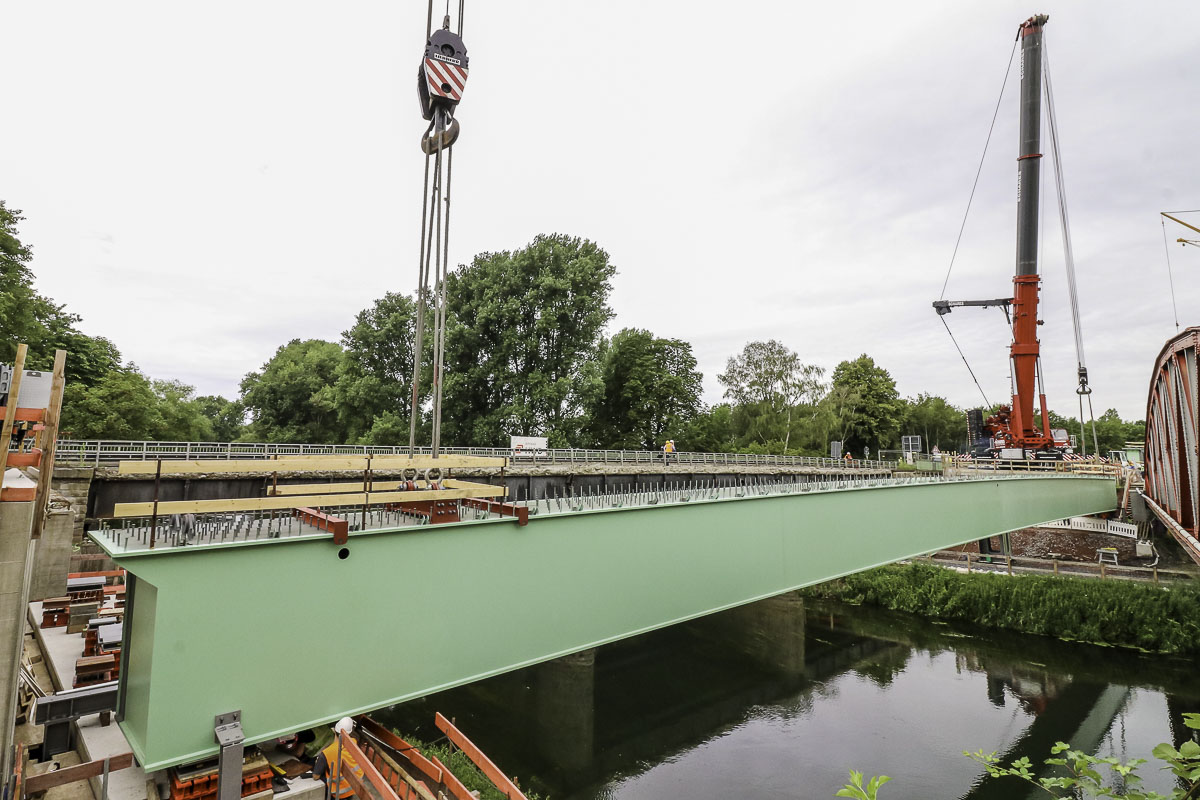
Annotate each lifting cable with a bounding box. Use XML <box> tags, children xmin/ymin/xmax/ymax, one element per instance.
<box><xmin>938</xmin><ymin>38</ymin><xmax>1019</xmax><ymax>301</ymax></box>
<box><xmin>940</xmin><ymin>315</ymin><xmax>992</xmax><ymax>409</ymax></box>
<box><xmin>1044</xmin><ymin>38</ymin><xmax>1099</xmax><ymax>455</ymax></box>
<box><xmin>409</xmin><ymin>0</ymin><xmax>468</xmax><ymax>456</ymax></box>
<box><xmin>1161</xmin><ymin>219</ymin><xmax>1181</xmax><ymax>331</ymax></box>
<box><xmin>936</xmin><ymin>37</ymin><xmax>1018</xmax><ymax>404</ymax></box>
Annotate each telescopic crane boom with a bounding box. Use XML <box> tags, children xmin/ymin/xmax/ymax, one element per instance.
<box><xmin>932</xmin><ymin>14</ymin><xmax>1061</xmax><ymax>457</ymax></box>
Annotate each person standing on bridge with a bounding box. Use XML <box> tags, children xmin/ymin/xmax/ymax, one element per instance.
<box><xmin>662</xmin><ymin>439</ymin><xmax>676</xmax><ymax>464</ymax></box>
<box><xmin>312</xmin><ymin>718</ymin><xmax>364</xmax><ymax>800</ymax></box>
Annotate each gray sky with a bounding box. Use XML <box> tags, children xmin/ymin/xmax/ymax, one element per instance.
<box><xmin>4</xmin><ymin>1</ymin><xmax>1199</xmax><ymax>423</ymax></box>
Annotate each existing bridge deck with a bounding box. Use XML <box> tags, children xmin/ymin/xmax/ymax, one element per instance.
<box><xmin>94</xmin><ymin>473</ymin><xmax>1116</xmax><ymax>771</ymax></box>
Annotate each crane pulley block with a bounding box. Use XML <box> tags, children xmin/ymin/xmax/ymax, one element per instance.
<box><xmin>418</xmin><ymin>26</ymin><xmax>469</xmax><ymax>122</ymax></box>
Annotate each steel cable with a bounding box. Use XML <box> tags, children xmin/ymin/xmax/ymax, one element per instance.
<box><xmin>940</xmin><ymin>315</ymin><xmax>992</xmax><ymax>409</ymax></box>
<box><xmin>938</xmin><ymin>38</ymin><xmax>1019</xmax><ymax>300</ymax></box>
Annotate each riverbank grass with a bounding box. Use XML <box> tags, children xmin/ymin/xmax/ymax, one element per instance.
<box><xmin>804</xmin><ymin>562</ymin><xmax>1200</xmax><ymax>654</ymax></box>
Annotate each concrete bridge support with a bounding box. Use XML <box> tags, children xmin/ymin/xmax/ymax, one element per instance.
<box><xmin>0</xmin><ymin>498</ymin><xmax>36</xmax><ymax>784</ymax></box>
<box><xmin>688</xmin><ymin>592</ymin><xmax>807</xmax><ymax>677</ymax></box>
<box><xmin>530</xmin><ymin>650</ymin><xmax>595</xmax><ymax>772</ymax></box>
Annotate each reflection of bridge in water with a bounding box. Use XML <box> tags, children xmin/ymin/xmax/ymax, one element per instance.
<box><xmin>382</xmin><ymin>597</ymin><xmax>1163</xmax><ymax>799</ymax></box>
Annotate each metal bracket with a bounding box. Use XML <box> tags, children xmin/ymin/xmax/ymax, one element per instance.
<box><xmin>214</xmin><ymin>711</ymin><xmax>245</xmax><ymax>800</ymax></box>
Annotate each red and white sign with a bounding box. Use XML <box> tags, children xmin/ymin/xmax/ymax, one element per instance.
<box><xmin>424</xmin><ymin>58</ymin><xmax>468</xmax><ymax>102</ymax></box>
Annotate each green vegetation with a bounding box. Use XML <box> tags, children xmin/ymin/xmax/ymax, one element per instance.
<box><xmin>844</xmin><ymin>712</ymin><xmax>1200</xmax><ymax>798</ymax></box>
<box><xmin>391</xmin><ymin>731</ymin><xmax>543</xmax><ymax>800</ymax></box>
<box><xmin>2</xmin><ymin>201</ymin><xmax>1149</xmax><ymax>450</ymax></box>
<box><xmin>804</xmin><ymin>563</ymin><xmax>1200</xmax><ymax>654</ymax></box>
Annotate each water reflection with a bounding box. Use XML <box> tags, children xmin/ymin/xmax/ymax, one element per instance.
<box><xmin>381</xmin><ymin>598</ymin><xmax>1198</xmax><ymax>799</ymax></box>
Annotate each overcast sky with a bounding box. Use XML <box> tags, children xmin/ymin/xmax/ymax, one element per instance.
<box><xmin>4</xmin><ymin>1</ymin><xmax>1199</xmax><ymax>425</ymax></box>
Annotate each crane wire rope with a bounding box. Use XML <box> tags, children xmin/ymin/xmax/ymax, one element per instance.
<box><xmin>1161</xmin><ymin>219</ymin><xmax>1181</xmax><ymax>331</ymax></box>
<box><xmin>409</xmin><ymin>0</ymin><xmax>463</xmax><ymax>456</ymax></box>
<box><xmin>940</xmin><ymin>315</ymin><xmax>992</xmax><ymax>409</ymax></box>
<box><xmin>1043</xmin><ymin>37</ymin><xmax>1099</xmax><ymax>456</ymax></box>
<box><xmin>938</xmin><ymin>37</ymin><xmax>1019</xmax><ymax>301</ymax></box>
<box><xmin>935</xmin><ymin>37</ymin><xmax>1018</xmax><ymax>412</ymax></box>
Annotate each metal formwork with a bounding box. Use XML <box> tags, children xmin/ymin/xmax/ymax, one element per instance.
<box><xmin>1145</xmin><ymin>328</ymin><xmax>1200</xmax><ymax>552</ymax></box>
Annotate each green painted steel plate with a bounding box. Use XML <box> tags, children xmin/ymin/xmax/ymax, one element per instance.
<box><xmin>96</xmin><ymin>476</ymin><xmax>1115</xmax><ymax>770</ymax></box>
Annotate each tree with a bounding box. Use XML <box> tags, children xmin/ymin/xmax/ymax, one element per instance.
<box><xmin>585</xmin><ymin>328</ymin><xmax>703</xmax><ymax>450</ymax></box>
<box><xmin>442</xmin><ymin>233</ymin><xmax>616</xmax><ymax>446</ymax></box>
<box><xmin>194</xmin><ymin>395</ymin><xmax>246</xmax><ymax>441</ymax></box>
<box><xmin>826</xmin><ymin>355</ymin><xmax>904</xmax><ymax>456</ymax></box>
<box><xmin>718</xmin><ymin>340</ymin><xmax>826</xmax><ymax>452</ymax></box>
<box><xmin>332</xmin><ymin>292</ymin><xmax>425</xmax><ymax>445</ymax></box>
<box><xmin>676</xmin><ymin>404</ymin><xmax>737</xmax><ymax>453</ymax></box>
<box><xmin>1</xmin><ymin>200</ymin><xmax>121</xmax><ymax>386</ymax></box>
<box><xmin>239</xmin><ymin>339</ymin><xmax>347</xmax><ymax>443</ymax></box>
<box><xmin>60</xmin><ymin>368</ymin><xmax>214</xmax><ymax>440</ymax></box>
<box><xmin>902</xmin><ymin>394</ymin><xmax>967</xmax><ymax>452</ymax></box>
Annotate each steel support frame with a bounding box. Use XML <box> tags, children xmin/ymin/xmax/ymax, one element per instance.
<box><xmin>1145</xmin><ymin>328</ymin><xmax>1200</xmax><ymax>556</ymax></box>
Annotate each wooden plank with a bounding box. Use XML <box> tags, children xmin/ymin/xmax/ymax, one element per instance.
<box><xmin>24</xmin><ymin>753</ymin><xmax>136</xmax><ymax>792</ymax></box>
<box><xmin>270</xmin><ymin>478</ymin><xmax>500</xmax><ymax>496</ymax></box>
<box><xmin>32</xmin><ymin>349</ymin><xmax>66</xmax><ymax>538</ymax></box>
<box><xmin>434</xmin><ymin>713</ymin><xmax>527</xmax><ymax>800</ymax></box>
<box><xmin>110</xmin><ymin>481</ymin><xmax>507</xmax><ymax>518</ymax></box>
<box><xmin>116</xmin><ymin>454</ymin><xmax>505</xmax><ymax>475</ymax></box>
<box><xmin>0</xmin><ymin>343</ymin><xmax>28</xmax><ymax>481</ymax></box>
<box><xmin>340</xmin><ymin>731</ymin><xmax>413</xmax><ymax>800</ymax></box>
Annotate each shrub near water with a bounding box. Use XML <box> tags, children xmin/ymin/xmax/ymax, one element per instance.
<box><xmin>805</xmin><ymin>563</ymin><xmax>1200</xmax><ymax>654</ymax></box>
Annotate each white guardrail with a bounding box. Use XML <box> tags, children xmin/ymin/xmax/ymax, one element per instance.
<box><xmin>52</xmin><ymin>440</ymin><xmax>898</xmax><ymax>470</ymax></box>
<box><xmin>1039</xmin><ymin>517</ymin><xmax>1139</xmax><ymax>539</ymax></box>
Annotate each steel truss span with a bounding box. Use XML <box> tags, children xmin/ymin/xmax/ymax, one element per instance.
<box><xmin>1145</xmin><ymin>328</ymin><xmax>1200</xmax><ymax>552</ymax></box>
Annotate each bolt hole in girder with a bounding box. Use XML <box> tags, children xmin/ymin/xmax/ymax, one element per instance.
<box><xmin>338</xmin><ymin>548</ymin><xmax>350</xmax><ymax>560</ymax></box>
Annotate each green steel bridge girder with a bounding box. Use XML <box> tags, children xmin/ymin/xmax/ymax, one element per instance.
<box><xmin>102</xmin><ymin>476</ymin><xmax>1116</xmax><ymax>771</ymax></box>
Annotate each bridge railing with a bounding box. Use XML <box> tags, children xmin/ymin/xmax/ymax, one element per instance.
<box><xmin>949</xmin><ymin>458</ymin><xmax>1125</xmax><ymax>479</ymax></box>
<box><xmin>53</xmin><ymin>440</ymin><xmax>898</xmax><ymax>470</ymax></box>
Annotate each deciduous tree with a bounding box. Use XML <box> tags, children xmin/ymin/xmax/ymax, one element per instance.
<box><xmin>333</xmin><ymin>292</ymin><xmax>426</xmax><ymax>445</ymax></box>
<box><xmin>1</xmin><ymin>200</ymin><xmax>121</xmax><ymax>386</ymax></box>
<box><xmin>827</xmin><ymin>354</ymin><xmax>904</xmax><ymax>456</ymax></box>
<box><xmin>718</xmin><ymin>340</ymin><xmax>826</xmax><ymax>452</ymax></box>
<box><xmin>586</xmin><ymin>328</ymin><xmax>703</xmax><ymax>450</ymax></box>
<box><xmin>239</xmin><ymin>339</ymin><xmax>346</xmax><ymax>443</ymax></box>
<box><xmin>442</xmin><ymin>233</ymin><xmax>616</xmax><ymax>446</ymax></box>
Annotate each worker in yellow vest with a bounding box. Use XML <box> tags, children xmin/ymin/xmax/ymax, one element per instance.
<box><xmin>312</xmin><ymin>718</ymin><xmax>365</xmax><ymax>799</ymax></box>
<box><xmin>662</xmin><ymin>439</ymin><xmax>676</xmax><ymax>464</ymax></box>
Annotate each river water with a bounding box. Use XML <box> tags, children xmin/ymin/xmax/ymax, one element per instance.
<box><xmin>386</xmin><ymin>599</ymin><xmax>1199</xmax><ymax>799</ymax></box>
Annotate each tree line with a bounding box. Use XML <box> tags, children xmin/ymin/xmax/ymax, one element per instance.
<box><xmin>2</xmin><ymin>201</ymin><xmax>1145</xmax><ymax>456</ymax></box>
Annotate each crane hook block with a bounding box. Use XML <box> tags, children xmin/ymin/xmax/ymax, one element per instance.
<box><xmin>418</xmin><ymin>28</ymin><xmax>469</xmax><ymax>123</ymax></box>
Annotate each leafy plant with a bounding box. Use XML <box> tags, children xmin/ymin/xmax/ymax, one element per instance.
<box><xmin>835</xmin><ymin>770</ymin><xmax>891</xmax><ymax>799</ymax></box>
<box><xmin>841</xmin><ymin>713</ymin><xmax>1200</xmax><ymax>798</ymax></box>
<box><xmin>804</xmin><ymin>563</ymin><xmax>1200</xmax><ymax>655</ymax></box>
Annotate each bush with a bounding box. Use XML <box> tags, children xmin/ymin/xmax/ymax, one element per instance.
<box><xmin>804</xmin><ymin>563</ymin><xmax>1200</xmax><ymax>654</ymax></box>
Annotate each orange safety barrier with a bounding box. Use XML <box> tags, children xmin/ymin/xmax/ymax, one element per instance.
<box><xmin>6</xmin><ymin>447</ymin><xmax>42</xmax><ymax>468</ymax></box>
<box><xmin>294</xmin><ymin>507</ymin><xmax>350</xmax><ymax>545</ymax></box>
<box><xmin>0</xmin><ymin>407</ymin><xmax>45</xmax><ymax>422</ymax></box>
<box><xmin>435</xmin><ymin>712</ymin><xmax>529</xmax><ymax>800</ymax></box>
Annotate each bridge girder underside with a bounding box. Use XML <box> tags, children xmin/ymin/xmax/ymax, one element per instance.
<box><xmin>98</xmin><ymin>475</ymin><xmax>1116</xmax><ymax>770</ymax></box>
<box><xmin>1146</xmin><ymin>328</ymin><xmax>1200</xmax><ymax>556</ymax></box>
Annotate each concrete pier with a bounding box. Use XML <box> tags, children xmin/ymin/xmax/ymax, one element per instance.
<box><xmin>1</xmin><ymin>492</ymin><xmax>36</xmax><ymax>783</ymax></box>
<box><xmin>531</xmin><ymin>650</ymin><xmax>595</xmax><ymax>771</ymax></box>
<box><xmin>689</xmin><ymin>592</ymin><xmax>807</xmax><ymax>676</ymax></box>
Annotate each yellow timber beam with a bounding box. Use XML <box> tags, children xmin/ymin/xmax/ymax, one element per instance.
<box><xmin>115</xmin><ymin>455</ymin><xmax>506</xmax><ymax>475</ymax></box>
<box><xmin>268</xmin><ymin>478</ymin><xmax>487</xmax><ymax>496</ymax></box>
<box><xmin>110</xmin><ymin>480</ymin><xmax>506</xmax><ymax>518</ymax></box>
